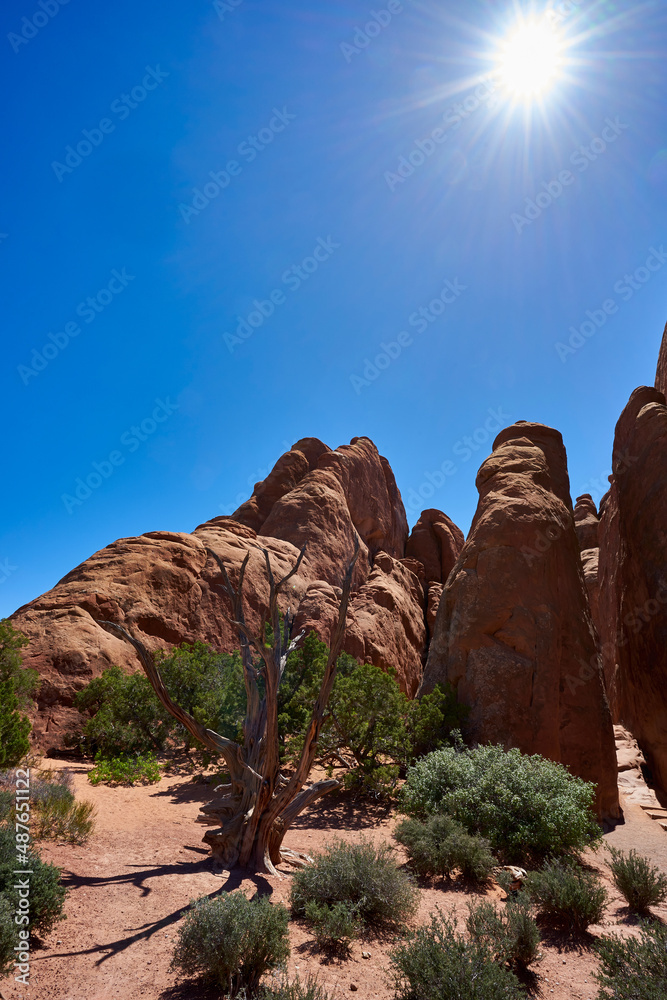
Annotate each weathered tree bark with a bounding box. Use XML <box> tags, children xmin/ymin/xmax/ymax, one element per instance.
<box><xmin>99</xmin><ymin>541</ymin><xmax>358</xmax><ymax>874</ymax></box>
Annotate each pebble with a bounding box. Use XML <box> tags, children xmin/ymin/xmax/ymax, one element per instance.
<box><xmin>350</xmin><ymin>985</ymin><xmax>358</xmax><ymax>992</ymax></box>
<box><xmin>362</xmin><ymin>951</ymin><xmax>371</xmax><ymax>959</ymax></box>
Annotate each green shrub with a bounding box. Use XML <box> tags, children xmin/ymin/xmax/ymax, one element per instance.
<box><xmin>290</xmin><ymin>839</ymin><xmax>419</xmax><ymax>929</ymax></box>
<box><xmin>71</xmin><ymin>643</ymin><xmax>246</xmax><ymax>761</ymax></box>
<box><xmin>390</xmin><ymin>911</ymin><xmax>523</xmax><ymax>1000</ymax></box>
<box><xmin>524</xmin><ymin>859</ymin><xmax>607</xmax><ymax>933</ymax></box>
<box><xmin>406</xmin><ymin>684</ymin><xmax>469</xmax><ymax>761</ymax></box>
<box><xmin>0</xmin><ymin>896</ymin><xmax>15</xmax><ymax>975</ymax></box>
<box><xmin>258</xmin><ymin>976</ymin><xmax>335</xmax><ymax>1000</ymax></box>
<box><xmin>465</xmin><ymin>899</ymin><xmax>540</xmax><ymax>968</ymax></box>
<box><xmin>88</xmin><ymin>752</ymin><xmax>161</xmax><ymax>786</ymax></box>
<box><xmin>395</xmin><ymin>815</ymin><xmax>495</xmax><ymax>884</ymax></box>
<box><xmin>595</xmin><ymin>920</ymin><xmax>667</xmax><ymax>1000</ymax></box>
<box><xmin>0</xmin><ymin>620</ymin><xmax>39</xmax><ymax>769</ymax></box>
<box><xmin>0</xmin><ymin>826</ymin><xmax>67</xmax><ymax>937</ymax></box>
<box><xmin>607</xmin><ymin>847</ymin><xmax>667</xmax><ymax>914</ymax></box>
<box><xmin>401</xmin><ymin>744</ymin><xmax>602</xmax><ymax>862</ymax></box>
<box><xmin>303</xmin><ymin>900</ymin><xmax>360</xmax><ymax>955</ymax></box>
<box><xmin>0</xmin><ymin>790</ymin><xmax>13</xmax><ymax>823</ymax></box>
<box><xmin>171</xmin><ymin>891</ymin><xmax>289</xmax><ymax>997</ymax></box>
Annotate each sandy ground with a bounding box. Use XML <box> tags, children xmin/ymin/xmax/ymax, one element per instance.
<box><xmin>2</xmin><ymin>761</ymin><xmax>666</xmax><ymax>1000</ymax></box>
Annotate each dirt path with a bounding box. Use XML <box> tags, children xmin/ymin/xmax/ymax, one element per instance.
<box><xmin>3</xmin><ymin>762</ymin><xmax>666</xmax><ymax>1000</ymax></box>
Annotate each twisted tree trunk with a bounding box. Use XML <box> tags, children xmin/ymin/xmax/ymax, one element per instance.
<box><xmin>99</xmin><ymin>541</ymin><xmax>358</xmax><ymax>874</ymax></box>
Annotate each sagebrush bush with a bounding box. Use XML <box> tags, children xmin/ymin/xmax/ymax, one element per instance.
<box><xmin>465</xmin><ymin>899</ymin><xmax>540</xmax><ymax>969</ymax></box>
<box><xmin>607</xmin><ymin>847</ymin><xmax>667</xmax><ymax>913</ymax></box>
<box><xmin>171</xmin><ymin>891</ymin><xmax>290</xmax><ymax>997</ymax></box>
<box><xmin>0</xmin><ymin>895</ymin><xmax>14</xmax><ymax>975</ymax></box>
<box><xmin>290</xmin><ymin>839</ymin><xmax>418</xmax><ymax>929</ymax></box>
<box><xmin>28</xmin><ymin>772</ymin><xmax>95</xmax><ymax>843</ymax></box>
<box><xmin>595</xmin><ymin>920</ymin><xmax>667</xmax><ymax>1000</ymax></box>
<box><xmin>303</xmin><ymin>900</ymin><xmax>360</xmax><ymax>955</ymax></box>
<box><xmin>401</xmin><ymin>744</ymin><xmax>602</xmax><ymax>862</ymax></box>
<box><xmin>258</xmin><ymin>976</ymin><xmax>336</xmax><ymax>1000</ymax></box>
<box><xmin>0</xmin><ymin>620</ymin><xmax>39</xmax><ymax>769</ymax></box>
<box><xmin>0</xmin><ymin>826</ymin><xmax>67</xmax><ymax>937</ymax></box>
<box><xmin>88</xmin><ymin>752</ymin><xmax>161</xmax><ymax>786</ymax></box>
<box><xmin>524</xmin><ymin>859</ymin><xmax>607</xmax><ymax>933</ymax></box>
<box><xmin>390</xmin><ymin>911</ymin><xmax>523</xmax><ymax>1000</ymax></box>
<box><xmin>395</xmin><ymin>815</ymin><xmax>495</xmax><ymax>884</ymax></box>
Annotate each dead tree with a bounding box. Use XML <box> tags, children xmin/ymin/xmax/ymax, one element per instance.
<box><xmin>99</xmin><ymin>541</ymin><xmax>358</xmax><ymax>874</ymax></box>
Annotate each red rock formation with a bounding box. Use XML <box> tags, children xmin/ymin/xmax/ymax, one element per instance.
<box><xmin>598</xmin><ymin>386</ymin><xmax>667</xmax><ymax>794</ymax></box>
<box><xmin>655</xmin><ymin>320</ymin><xmax>667</xmax><ymax>397</ymax></box>
<box><xmin>420</xmin><ymin>421</ymin><xmax>620</xmax><ymax>819</ymax></box>
<box><xmin>12</xmin><ymin>436</ymin><xmax>459</xmax><ymax>748</ymax></box>
<box><xmin>405</xmin><ymin>509</ymin><xmax>464</xmax><ymax>585</ymax></box>
<box><xmin>574</xmin><ymin>494</ymin><xmax>600</xmax><ymax>552</ymax></box>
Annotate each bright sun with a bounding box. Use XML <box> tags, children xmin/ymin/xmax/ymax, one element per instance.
<box><xmin>498</xmin><ymin>21</ymin><xmax>563</xmax><ymax>98</ymax></box>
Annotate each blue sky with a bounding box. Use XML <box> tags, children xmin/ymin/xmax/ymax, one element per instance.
<box><xmin>2</xmin><ymin>0</ymin><xmax>666</xmax><ymax>618</ymax></box>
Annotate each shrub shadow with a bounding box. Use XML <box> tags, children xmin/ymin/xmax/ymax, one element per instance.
<box><xmin>159</xmin><ymin>979</ymin><xmax>221</xmax><ymax>1000</ymax></box>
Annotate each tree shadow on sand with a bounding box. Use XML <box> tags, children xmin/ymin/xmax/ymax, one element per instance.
<box><xmin>289</xmin><ymin>790</ymin><xmax>394</xmax><ymax>832</ymax></box>
<box><xmin>42</xmin><ymin>865</ymin><xmax>274</xmax><ymax>968</ymax></box>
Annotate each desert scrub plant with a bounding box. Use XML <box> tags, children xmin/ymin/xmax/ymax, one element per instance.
<box><xmin>170</xmin><ymin>891</ymin><xmax>289</xmax><ymax>997</ymax></box>
<box><xmin>30</xmin><ymin>771</ymin><xmax>95</xmax><ymax>843</ymax></box>
<box><xmin>0</xmin><ymin>896</ymin><xmax>15</xmax><ymax>975</ymax></box>
<box><xmin>595</xmin><ymin>920</ymin><xmax>667</xmax><ymax>1000</ymax></box>
<box><xmin>290</xmin><ymin>839</ymin><xmax>419</xmax><ymax>930</ymax></box>
<box><xmin>390</xmin><ymin>911</ymin><xmax>523</xmax><ymax>1000</ymax></box>
<box><xmin>303</xmin><ymin>900</ymin><xmax>360</xmax><ymax>956</ymax></box>
<box><xmin>258</xmin><ymin>976</ymin><xmax>336</xmax><ymax>1000</ymax></box>
<box><xmin>465</xmin><ymin>899</ymin><xmax>540</xmax><ymax>969</ymax></box>
<box><xmin>401</xmin><ymin>744</ymin><xmax>602</xmax><ymax>863</ymax></box>
<box><xmin>0</xmin><ymin>826</ymin><xmax>67</xmax><ymax>937</ymax></box>
<box><xmin>524</xmin><ymin>858</ymin><xmax>607</xmax><ymax>934</ymax></box>
<box><xmin>87</xmin><ymin>752</ymin><xmax>161</xmax><ymax>786</ymax></box>
<box><xmin>607</xmin><ymin>846</ymin><xmax>667</xmax><ymax>914</ymax></box>
<box><xmin>395</xmin><ymin>815</ymin><xmax>495</xmax><ymax>884</ymax></box>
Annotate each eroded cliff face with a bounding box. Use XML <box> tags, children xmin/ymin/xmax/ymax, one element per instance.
<box><xmin>11</xmin><ymin>436</ymin><xmax>463</xmax><ymax>747</ymax></box>
<box><xmin>598</xmin><ymin>386</ymin><xmax>667</xmax><ymax>793</ymax></box>
<box><xmin>420</xmin><ymin>421</ymin><xmax>620</xmax><ymax>820</ymax></box>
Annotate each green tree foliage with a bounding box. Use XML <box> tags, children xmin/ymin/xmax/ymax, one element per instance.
<box><xmin>401</xmin><ymin>744</ymin><xmax>602</xmax><ymax>862</ymax></box>
<box><xmin>72</xmin><ymin>642</ymin><xmax>246</xmax><ymax>761</ymax></box>
<box><xmin>0</xmin><ymin>620</ymin><xmax>39</xmax><ymax>768</ymax></box>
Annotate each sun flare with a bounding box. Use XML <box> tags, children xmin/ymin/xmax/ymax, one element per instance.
<box><xmin>497</xmin><ymin>20</ymin><xmax>563</xmax><ymax>99</ymax></box>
